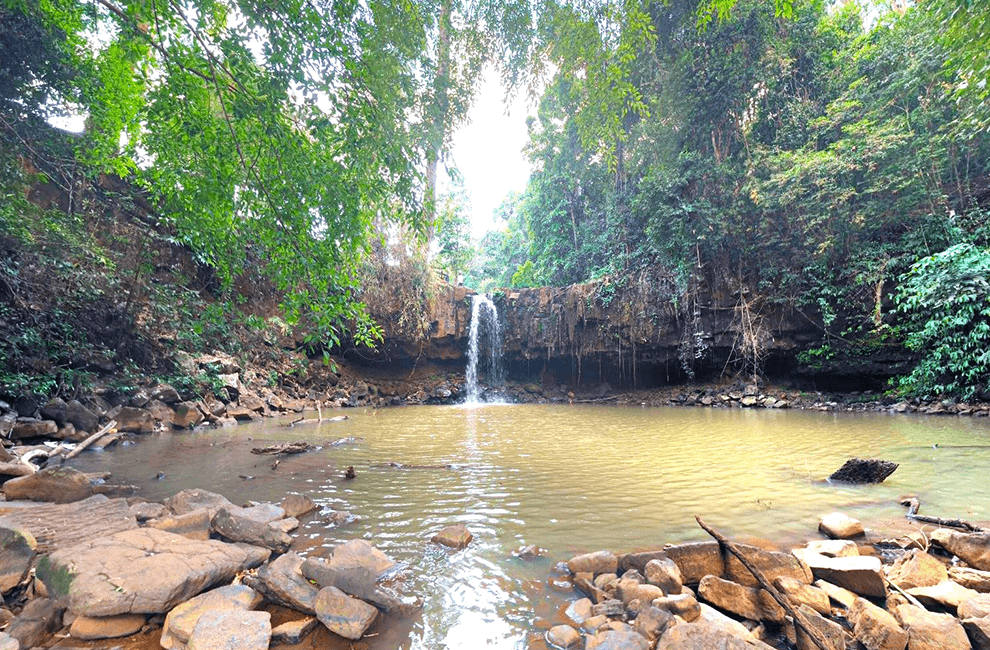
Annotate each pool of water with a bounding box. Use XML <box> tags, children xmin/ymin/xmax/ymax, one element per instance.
<box><xmin>68</xmin><ymin>404</ymin><xmax>990</xmax><ymax>649</ymax></box>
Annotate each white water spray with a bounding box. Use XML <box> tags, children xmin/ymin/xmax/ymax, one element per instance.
<box><xmin>465</xmin><ymin>294</ymin><xmax>504</xmax><ymax>404</ymax></box>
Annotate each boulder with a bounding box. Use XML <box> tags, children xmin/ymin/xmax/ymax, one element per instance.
<box><xmin>233</xmin><ymin>503</ymin><xmax>285</xmax><ymax>524</ymax></box>
<box><xmin>564</xmin><ymin>598</ymin><xmax>592</xmax><ymax>625</ymax></box>
<box><xmin>2</xmin><ymin>466</ymin><xmax>93</xmax><ymax>503</ymax></box>
<box><xmin>774</xmin><ymin>576</ymin><xmax>830</xmax><ymax>615</ymax></box>
<box><xmin>907</xmin><ymin>580</ymin><xmax>980</xmax><ymax>611</ymax></box>
<box><xmin>186</xmin><ymin>609</ymin><xmax>271</xmax><ymax>650</ymax></box>
<box><xmin>815</xmin><ymin>579</ymin><xmax>858</xmax><ymax>608</ymax></box>
<box><xmin>0</xmin><ymin>632</ymin><xmax>16</xmax><ymax>650</ymax></box>
<box><xmin>793</xmin><ymin>604</ymin><xmax>848</xmax><ymax>650</ymax></box>
<box><xmin>663</xmin><ymin>542</ymin><xmax>725</xmax><ymax>584</ymax></box>
<box><xmin>160</xmin><ymin>584</ymin><xmax>263</xmax><ymax>649</ymax></box>
<box><xmin>655</xmin><ymin>604</ymin><xmax>775</xmax><ymax>649</ymax></box>
<box><xmin>886</xmin><ymin>549</ymin><xmax>948</xmax><ymax>590</ymax></box>
<box><xmin>653</xmin><ymin>593</ymin><xmax>702</xmax><ymax>622</ymax></box>
<box><xmin>0</xmin><ymin>462</ymin><xmax>32</xmax><ymax>478</ymax></box>
<box><xmin>147</xmin><ymin>508</ymin><xmax>211</xmax><ymax>540</ymax></box>
<box><xmin>793</xmin><ymin>549</ymin><xmax>886</xmax><ymax>598</ymax></box>
<box><xmin>698</xmin><ymin>575</ymin><xmax>785</xmax><ymax>623</ymax></box>
<box><xmin>270</xmin><ymin>617</ymin><xmax>318</xmax><ymax>645</ymax></box>
<box><xmin>645</xmin><ymin>557</ymin><xmax>683</xmax><ymax>595</ymax></box>
<box><xmin>586</xmin><ymin>630</ymin><xmax>650</xmax><ymax>650</ymax></box>
<box><xmin>614</xmin><ymin>580</ymin><xmax>664</xmax><ymax>606</ymax></box>
<box><xmin>299</xmin><ymin>540</ymin><xmax>417</xmax><ymax>615</ymax></box>
<box><xmin>850</xmin><ymin>597</ymin><xmax>908</xmax><ymax>650</ymax></box>
<box><xmin>959</xmin><ymin>593</ymin><xmax>990</xmax><ymax>620</ymax></box>
<box><xmin>431</xmin><ymin>524</ymin><xmax>472</xmax><ymax>549</ymax></box>
<box><xmin>632</xmin><ymin>606</ymin><xmax>674</xmax><ymax>642</ymax></box>
<box><xmin>0</xmin><ymin>526</ymin><xmax>36</xmax><ymax>593</ymax></box>
<box><xmin>252</xmin><ymin>552</ymin><xmax>320</xmax><ymax>613</ymax></box>
<box><xmin>828</xmin><ymin>458</ymin><xmax>898</xmax><ymax>483</ymax></box>
<box><xmin>112</xmin><ymin>406</ymin><xmax>155</xmax><ymax>433</ymax></box>
<box><xmin>145</xmin><ymin>400</ymin><xmax>175</xmax><ymax>428</ymax></box>
<box><xmin>172</xmin><ymin>403</ymin><xmax>204</xmax><ymax>429</ymax></box>
<box><xmin>933</xmin><ymin>530</ymin><xmax>990</xmax><ymax>571</ymax></box>
<box><xmin>5</xmin><ymin>598</ymin><xmax>56</xmax><ymax>648</ymax></box>
<box><xmin>619</xmin><ymin>549</ymin><xmax>674</xmax><ymax>574</ymax></box>
<box><xmin>568</xmin><ymin>550</ymin><xmax>619</xmax><ymax>576</ymax></box>
<box><xmin>210</xmin><ymin>508</ymin><xmax>291</xmax><ymax>553</ymax></box>
<box><xmin>166</xmin><ymin>489</ymin><xmax>235</xmax><ymax>519</ymax></box>
<box><xmin>547</xmin><ymin>624</ymin><xmax>582</xmax><ymax>649</ymax></box>
<box><xmin>963</xmin><ymin>618</ymin><xmax>990</xmax><ymax>650</ymax></box>
<box><xmin>950</xmin><ymin>566</ymin><xmax>990</xmax><ymax>593</ymax></box>
<box><xmin>819</xmin><ymin>512</ymin><xmax>865</xmax><ymax>539</ymax></box>
<box><xmin>40</xmin><ymin>398</ymin><xmax>68</xmax><ymax>425</ymax></box>
<box><xmin>313</xmin><ymin>586</ymin><xmax>377</xmax><ymax>640</ymax></box>
<box><xmin>893</xmin><ymin>603</ymin><xmax>970</xmax><ymax>650</ymax></box>
<box><xmin>69</xmin><ymin>613</ymin><xmax>146</xmax><ymax>640</ymax></box>
<box><xmin>150</xmin><ymin>384</ymin><xmax>182</xmax><ymax>405</ymax></box>
<box><xmin>281</xmin><ymin>494</ymin><xmax>317</xmax><ymax>518</ymax></box>
<box><xmin>36</xmin><ymin>528</ymin><xmax>269</xmax><ymax>616</ymax></box>
<box><xmin>54</xmin><ymin>422</ymin><xmax>86</xmax><ymax>441</ymax></box>
<box><xmin>9</xmin><ymin>418</ymin><xmax>58</xmax><ymax>440</ymax></box>
<box><xmin>65</xmin><ymin>400</ymin><xmax>98</xmax><ymax>432</ymax></box>
<box><xmin>129</xmin><ymin>501</ymin><xmax>167</xmax><ymax>522</ymax></box>
<box><xmin>12</xmin><ymin>395</ymin><xmax>38</xmax><ymax>417</ymax></box>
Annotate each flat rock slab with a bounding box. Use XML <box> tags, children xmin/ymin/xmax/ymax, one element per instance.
<box><xmin>0</xmin><ymin>495</ymin><xmax>137</xmax><ymax>553</ymax></box>
<box><xmin>314</xmin><ymin>586</ymin><xmax>377</xmax><ymax>640</ymax></box>
<box><xmin>907</xmin><ymin>580</ymin><xmax>980</xmax><ymax>611</ymax></box>
<box><xmin>187</xmin><ymin>609</ymin><xmax>271</xmax><ymax>650</ymax></box>
<box><xmin>664</xmin><ymin>541</ymin><xmax>811</xmax><ymax>588</ymax></box>
<box><xmin>949</xmin><ymin>566</ymin><xmax>990</xmax><ymax>593</ymax></box>
<box><xmin>698</xmin><ymin>575</ymin><xmax>784</xmax><ymax>623</ymax></box>
<box><xmin>69</xmin><ymin>613</ymin><xmax>146</xmax><ymax>640</ymax></box>
<box><xmin>161</xmin><ymin>584</ymin><xmax>263</xmax><ymax>649</ymax></box>
<box><xmin>147</xmin><ymin>509</ymin><xmax>211</xmax><ymax>541</ymax></box>
<box><xmin>37</xmin><ymin>528</ymin><xmax>269</xmax><ymax>616</ymax></box>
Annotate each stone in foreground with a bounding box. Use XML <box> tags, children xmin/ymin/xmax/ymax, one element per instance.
<box><xmin>251</xmin><ymin>551</ymin><xmax>320</xmax><ymax>614</ymax></box>
<box><xmin>793</xmin><ymin>549</ymin><xmax>886</xmax><ymax>598</ymax></box>
<box><xmin>2</xmin><ymin>467</ymin><xmax>93</xmax><ymax>503</ymax></box>
<box><xmin>431</xmin><ymin>524</ymin><xmax>473</xmax><ymax>549</ymax></box>
<box><xmin>933</xmin><ymin>529</ymin><xmax>990</xmax><ymax>572</ymax></box>
<box><xmin>37</xmin><ymin>528</ymin><xmax>269</xmax><ymax>616</ymax></box>
<box><xmin>160</xmin><ymin>584</ymin><xmax>263</xmax><ymax>649</ymax></box>
<box><xmin>886</xmin><ymin>549</ymin><xmax>947</xmax><ymax>590</ymax></box>
<box><xmin>850</xmin><ymin>597</ymin><xmax>908</xmax><ymax>650</ymax></box>
<box><xmin>567</xmin><ymin>550</ymin><xmax>619</xmax><ymax>576</ymax></box>
<box><xmin>186</xmin><ymin>609</ymin><xmax>271</xmax><ymax>650</ymax></box>
<box><xmin>893</xmin><ymin>603</ymin><xmax>970</xmax><ymax>650</ymax></box>
<box><xmin>314</xmin><ymin>586</ymin><xmax>378</xmax><ymax>640</ymax></box>
<box><xmin>69</xmin><ymin>613</ymin><xmax>146</xmax><ymax>640</ymax></box>
<box><xmin>546</xmin><ymin>624</ymin><xmax>582</xmax><ymax>649</ymax></box>
<box><xmin>271</xmin><ymin>617</ymin><xmax>318</xmax><ymax>645</ymax></box>
<box><xmin>210</xmin><ymin>508</ymin><xmax>291</xmax><ymax>553</ymax></box>
<box><xmin>819</xmin><ymin>512</ymin><xmax>865</xmax><ymax>539</ymax></box>
<box><xmin>655</xmin><ymin>604</ymin><xmax>775</xmax><ymax>649</ymax></box>
<box><xmin>586</xmin><ymin>629</ymin><xmax>650</xmax><ymax>649</ymax></box>
<box><xmin>0</xmin><ymin>526</ymin><xmax>36</xmax><ymax>593</ymax></box>
<box><xmin>698</xmin><ymin>575</ymin><xmax>785</xmax><ymax>623</ymax></box>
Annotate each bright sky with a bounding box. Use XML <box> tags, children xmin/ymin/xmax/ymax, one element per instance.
<box><xmin>443</xmin><ymin>68</ymin><xmax>536</xmax><ymax>239</ymax></box>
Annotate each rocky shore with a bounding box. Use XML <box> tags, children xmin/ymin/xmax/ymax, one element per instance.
<box><xmin>547</xmin><ymin>511</ymin><xmax>990</xmax><ymax>650</ymax></box>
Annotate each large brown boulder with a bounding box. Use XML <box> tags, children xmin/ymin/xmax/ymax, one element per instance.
<box><xmin>65</xmin><ymin>400</ymin><xmax>98</xmax><ymax>432</ymax></box>
<box><xmin>250</xmin><ymin>552</ymin><xmax>320</xmax><ymax>614</ymax></box>
<box><xmin>655</xmin><ymin>604</ymin><xmax>775</xmax><ymax>649</ymax></box>
<box><xmin>313</xmin><ymin>586</ymin><xmax>377</xmax><ymax>640</ymax></box>
<box><xmin>933</xmin><ymin>529</ymin><xmax>990</xmax><ymax>571</ymax></box>
<box><xmin>0</xmin><ymin>525</ymin><xmax>36</xmax><ymax>593</ymax></box>
<box><xmin>160</xmin><ymin>584</ymin><xmax>263</xmax><ymax>649</ymax></box>
<box><xmin>9</xmin><ymin>418</ymin><xmax>58</xmax><ymax>440</ymax></box>
<box><xmin>2</xmin><ymin>467</ymin><xmax>94</xmax><ymax>503</ymax></box>
<box><xmin>36</xmin><ymin>528</ymin><xmax>269</xmax><ymax>616</ymax></box>
<box><xmin>850</xmin><ymin>598</ymin><xmax>908</xmax><ymax>650</ymax></box>
<box><xmin>698</xmin><ymin>575</ymin><xmax>785</xmax><ymax>623</ymax></box>
<box><xmin>893</xmin><ymin>603</ymin><xmax>971</xmax><ymax>650</ymax></box>
<box><xmin>793</xmin><ymin>549</ymin><xmax>886</xmax><ymax>598</ymax></box>
<box><xmin>886</xmin><ymin>550</ymin><xmax>947</xmax><ymax>590</ymax></box>
<box><xmin>210</xmin><ymin>508</ymin><xmax>291</xmax><ymax>553</ymax></box>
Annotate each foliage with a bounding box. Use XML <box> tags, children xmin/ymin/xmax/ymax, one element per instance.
<box><xmin>895</xmin><ymin>244</ymin><xmax>990</xmax><ymax>400</ymax></box>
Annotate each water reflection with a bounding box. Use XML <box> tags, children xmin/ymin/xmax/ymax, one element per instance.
<box><xmin>69</xmin><ymin>405</ymin><xmax>990</xmax><ymax>649</ymax></box>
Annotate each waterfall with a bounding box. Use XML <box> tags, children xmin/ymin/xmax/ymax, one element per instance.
<box><xmin>465</xmin><ymin>294</ymin><xmax>504</xmax><ymax>404</ymax></box>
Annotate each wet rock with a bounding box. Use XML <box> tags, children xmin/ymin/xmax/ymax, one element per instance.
<box><xmin>819</xmin><ymin>512</ymin><xmax>865</xmax><ymax>539</ymax></box>
<box><xmin>160</xmin><ymin>584</ymin><xmax>263</xmax><ymax>649</ymax></box>
<box><xmin>568</xmin><ymin>551</ymin><xmax>619</xmax><ymax>576</ymax></box>
<box><xmin>793</xmin><ymin>549</ymin><xmax>886</xmax><ymax>598</ymax></box>
<box><xmin>432</xmin><ymin>524</ymin><xmax>472</xmax><ymax>549</ymax></box>
<box><xmin>632</xmin><ymin>606</ymin><xmax>673</xmax><ymax>642</ymax></box>
<box><xmin>959</xmin><ymin>593</ymin><xmax>990</xmax><ymax>619</ymax></box>
<box><xmin>252</xmin><ymin>552</ymin><xmax>320</xmax><ymax>614</ymax></box>
<box><xmin>546</xmin><ymin>624</ymin><xmax>582</xmax><ymax>649</ymax></box>
<box><xmin>829</xmin><ymin>458</ymin><xmax>898</xmax><ymax>483</ymax></box>
<box><xmin>515</xmin><ymin>544</ymin><xmax>544</xmax><ymax>559</ymax></box>
<box><xmin>950</xmin><ymin>566</ymin><xmax>990</xmax><ymax>593</ymax></box>
<box><xmin>6</xmin><ymin>598</ymin><xmax>56</xmax><ymax>648</ymax></box>
<box><xmin>963</xmin><ymin>618</ymin><xmax>990</xmax><ymax>650</ymax></box>
<box><xmin>166</xmin><ymin>489</ymin><xmax>235</xmax><ymax>519</ymax></box>
<box><xmin>652</xmin><ymin>593</ymin><xmax>701</xmax><ymax>622</ymax></box>
<box><xmin>271</xmin><ymin>617</ymin><xmax>318</xmax><ymax>645</ymax></box>
<box><xmin>37</xmin><ymin>528</ymin><xmax>269</xmax><ymax>616</ymax></box>
<box><xmin>9</xmin><ymin>418</ymin><xmax>58</xmax><ymax>440</ymax></box>
<box><xmin>147</xmin><ymin>508</ymin><xmax>211</xmax><ymax>540</ymax></box>
<box><xmin>907</xmin><ymin>580</ymin><xmax>980</xmax><ymax>611</ymax></box>
<box><xmin>774</xmin><ymin>576</ymin><xmax>830</xmax><ymax>615</ymax></box>
<box><xmin>186</xmin><ymin>609</ymin><xmax>271</xmax><ymax>650</ymax></box>
<box><xmin>655</xmin><ymin>604</ymin><xmax>774</xmax><ymax>649</ymax></box>
<box><xmin>313</xmin><ymin>586</ymin><xmax>377</xmax><ymax>640</ymax></box>
<box><xmin>850</xmin><ymin>597</ymin><xmax>908</xmax><ymax>650</ymax></box>
<box><xmin>805</xmin><ymin>539</ymin><xmax>859</xmax><ymax>558</ymax></box>
<box><xmin>699</xmin><ymin>575</ymin><xmax>785</xmax><ymax>623</ymax></box>
<box><xmin>300</xmin><ymin>540</ymin><xmax>416</xmax><ymax>615</ymax></box>
<box><xmin>211</xmin><ymin>508</ymin><xmax>291</xmax><ymax>552</ymax></box>
<box><xmin>0</xmin><ymin>526</ymin><xmax>36</xmax><ymax>593</ymax></box>
<box><xmin>274</xmin><ymin>517</ymin><xmax>299</xmax><ymax>533</ymax></box>
<box><xmin>111</xmin><ymin>406</ymin><xmax>155</xmax><ymax>433</ymax></box>
<box><xmin>65</xmin><ymin>400</ymin><xmax>98</xmax><ymax>433</ymax></box>
<box><xmin>69</xmin><ymin>613</ymin><xmax>146</xmax><ymax>640</ymax></box>
<box><xmin>893</xmin><ymin>603</ymin><xmax>970</xmax><ymax>650</ymax></box>
<box><xmin>586</xmin><ymin>630</ymin><xmax>650</xmax><ymax>650</ymax></box>
<box><xmin>932</xmin><ymin>530</ymin><xmax>990</xmax><ymax>571</ymax></box>
<box><xmin>172</xmin><ymin>403</ymin><xmax>204</xmax><ymax>430</ymax></box>
<box><xmin>564</xmin><ymin>598</ymin><xmax>593</xmax><ymax>625</ymax></box>
<box><xmin>645</xmin><ymin>557</ymin><xmax>683</xmax><ymax>595</ymax></box>
<box><xmin>40</xmin><ymin>398</ymin><xmax>68</xmax><ymax>425</ymax></box>
<box><xmin>886</xmin><ymin>549</ymin><xmax>947</xmax><ymax>590</ymax></box>
<box><xmin>281</xmin><ymin>494</ymin><xmax>317</xmax><ymax>518</ymax></box>
<box><xmin>2</xmin><ymin>466</ymin><xmax>93</xmax><ymax>503</ymax></box>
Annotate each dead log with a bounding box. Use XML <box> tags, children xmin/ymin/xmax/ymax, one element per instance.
<box><xmin>828</xmin><ymin>458</ymin><xmax>898</xmax><ymax>483</ymax></box>
<box><xmin>696</xmin><ymin>516</ymin><xmax>836</xmax><ymax>650</ymax></box>
<box><xmin>64</xmin><ymin>420</ymin><xmax>118</xmax><ymax>460</ymax></box>
<box><xmin>900</xmin><ymin>497</ymin><xmax>987</xmax><ymax>532</ymax></box>
<box><xmin>250</xmin><ymin>441</ymin><xmax>316</xmax><ymax>455</ymax></box>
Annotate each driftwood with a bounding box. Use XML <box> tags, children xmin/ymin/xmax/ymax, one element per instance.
<box><xmin>696</xmin><ymin>516</ymin><xmax>836</xmax><ymax>650</ymax></box>
<box><xmin>64</xmin><ymin>420</ymin><xmax>117</xmax><ymax>460</ymax></box>
<box><xmin>829</xmin><ymin>458</ymin><xmax>898</xmax><ymax>484</ymax></box>
<box><xmin>900</xmin><ymin>497</ymin><xmax>987</xmax><ymax>532</ymax></box>
<box><xmin>251</xmin><ymin>441</ymin><xmax>316</xmax><ymax>456</ymax></box>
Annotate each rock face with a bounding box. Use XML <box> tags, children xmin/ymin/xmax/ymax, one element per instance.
<box><xmin>313</xmin><ymin>586</ymin><xmax>378</xmax><ymax>640</ymax></box>
<box><xmin>933</xmin><ymin>529</ymin><xmax>990</xmax><ymax>571</ymax></box>
<box><xmin>819</xmin><ymin>512</ymin><xmax>865</xmax><ymax>539</ymax></box>
<box><xmin>829</xmin><ymin>458</ymin><xmax>898</xmax><ymax>483</ymax></box>
<box><xmin>186</xmin><ymin>609</ymin><xmax>271</xmax><ymax>650</ymax></box>
<box><xmin>37</xmin><ymin>528</ymin><xmax>269</xmax><ymax>616</ymax></box>
<box><xmin>431</xmin><ymin>524</ymin><xmax>473</xmax><ymax>548</ymax></box>
<box><xmin>160</xmin><ymin>584</ymin><xmax>263</xmax><ymax>649</ymax></box>
<box><xmin>0</xmin><ymin>526</ymin><xmax>36</xmax><ymax>593</ymax></box>
<box><xmin>210</xmin><ymin>508</ymin><xmax>291</xmax><ymax>552</ymax></box>
<box><xmin>2</xmin><ymin>467</ymin><xmax>93</xmax><ymax>503</ymax></box>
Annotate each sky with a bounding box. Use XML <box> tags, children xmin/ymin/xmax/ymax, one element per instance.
<box><xmin>442</xmin><ymin>69</ymin><xmax>536</xmax><ymax>239</ymax></box>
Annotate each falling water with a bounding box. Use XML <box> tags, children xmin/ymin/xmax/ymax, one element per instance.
<box><xmin>465</xmin><ymin>294</ymin><xmax>504</xmax><ymax>403</ymax></box>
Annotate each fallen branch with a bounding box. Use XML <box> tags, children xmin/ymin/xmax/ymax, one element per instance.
<box><xmin>696</xmin><ymin>516</ymin><xmax>836</xmax><ymax>650</ymax></box>
<box><xmin>900</xmin><ymin>497</ymin><xmax>987</xmax><ymax>532</ymax></box>
<box><xmin>883</xmin><ymin>575</ymin><xmax>926</xmax><ymax>610</ymax></box>
<box><xmin>251</xmin><ymin>441</ymin><xmax>316</xmax><ymax>455</ymax></box>
<box><xmin>65</xmin><ymin>420</ymin><xmax>117</xmax><ymax>460</ymax></box>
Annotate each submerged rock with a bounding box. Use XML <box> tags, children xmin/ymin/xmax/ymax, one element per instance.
<box><xmin>432</xmin><ymin>524</ymin><xmax>473</xmax><ymax>549</ymax></box>
<box><xmin>828</xmin><ymin>458</ymin><xmax>898</xmax><ymax>484</ymax></box>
